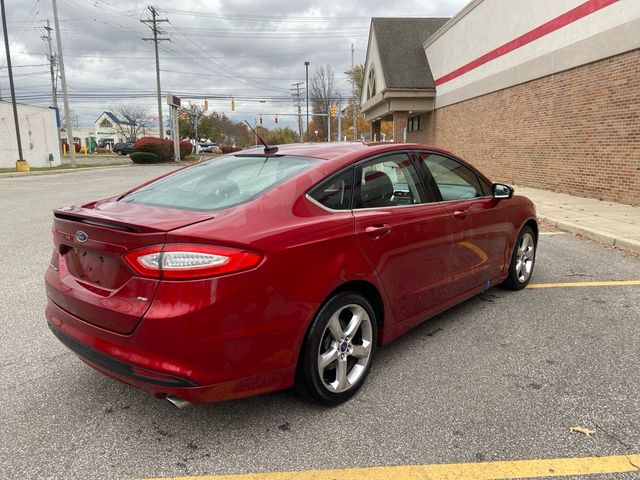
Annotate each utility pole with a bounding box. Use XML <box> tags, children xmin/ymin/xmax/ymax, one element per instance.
<box><xmin>193</xmin><ymin>108</ymin><xmax>198</xmax><ymax>141</ymax></box>
<box><xmin>42</xmin><ymin>19</ymin><xmax>62</xmax><ymax>156</ymax></box>
<box><xmin>1</xmin><ymin>0</ymin><xmax>24</xmax><ymax>163</ymax></box>
<box><xmin>351</xmin><ymin>43</ymin><xmax>357</xmax><ymax>141</ymax></box>
<box><xmin>290</xmin><ymin>82</ymin><xmax>303</xmax><ymax>142</ymax></box>
<box><xmin>305</xmin><ymin>61</ymin><xmax>310</xmax><ymax>142</ymax></box>
<box><xmin>52</xmin><ymin>0</ymin><xmax>76</xmax><ymax>167</ymax></box>
<box><xmin>141</xmin><ymin>6</ymin><xmax>169</xmax><ymax>139</ymax></box>
<box><xmin>42</xmin><ymin>20</ymin><xmax>59</xmax><ymax>115</ymax></box>
<box><xmin>337</xmin><ymin>95</ymin><xmax>342</xmax><ymax>141</ymax></box>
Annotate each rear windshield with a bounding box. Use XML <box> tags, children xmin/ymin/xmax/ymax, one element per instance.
<box><xmin>120</xmin><ymin>154</ymin><xmax>320</xmax><ymax>211</ymax></box>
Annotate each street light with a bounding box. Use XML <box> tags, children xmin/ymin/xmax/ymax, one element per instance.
<box><xmin>305</xmin><ymin>61</ymin><xmax>310</xmax><ymax>142</ymax></box>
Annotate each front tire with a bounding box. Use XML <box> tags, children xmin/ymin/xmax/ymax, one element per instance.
<box><xmin>501</xmin><ymin>226</ymin><xmax>536</xmax><ymax>290</ymax></box>
<box><xmin>295</xmin><ymin>292</ymin><xmax>377</xmax><ymax>405</ymax></box>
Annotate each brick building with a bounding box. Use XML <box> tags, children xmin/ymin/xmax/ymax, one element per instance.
<box><xmin>361</xmin><ymin>0</ymin><xmax>640</xmax><ymax>205</ymax></box>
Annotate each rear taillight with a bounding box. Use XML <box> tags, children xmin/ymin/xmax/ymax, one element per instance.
<box><xmin>123</xmin><ymin>244</ymin><xmax>262</xmax><ymax>280</ymax></box>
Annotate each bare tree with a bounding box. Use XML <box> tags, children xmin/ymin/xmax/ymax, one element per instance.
<box><xmin>110</xmin><ymin>104</ymin><xmax>153</xmax><ymax>142</ymax></box>
<box><xmin>310</xmin><ymin>65</ymin><xmax>336</xmax><ymax>141</ymax></box>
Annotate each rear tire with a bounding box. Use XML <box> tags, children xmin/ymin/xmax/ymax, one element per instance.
<box><xmin>500</xmin><ymin>226</ymin><xmax>536</xmax><ymax>290</ymax></box>
<box><xmin>295</xmin><ymin>292</ymin><xmax>377</xmax><ymax>405</ymax></box>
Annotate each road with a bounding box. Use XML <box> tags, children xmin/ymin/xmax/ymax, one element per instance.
<box><xmin>1</xmin><ymin>166</ymin><xmax>639</xmax><ymax>479</ymax></box>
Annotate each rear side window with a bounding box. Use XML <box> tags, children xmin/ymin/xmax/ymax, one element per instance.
<box><xmin>308</xmin><ymin>169</ymin><xmax>353</xmax><ymax>210</ymax></box>
<box><xmin>355</xmin><ymin>153</ymin><xmax>427</xmax><ymax>208</ymax></box>
<box><xmin>121</xmin><ymin>154</ymin><xmax>320</xmax><ymax>211</ymax></box>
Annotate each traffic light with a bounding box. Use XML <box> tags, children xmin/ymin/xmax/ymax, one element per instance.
<box><xmin>178</xmin><ymin>111</ymin><xmax>188</xmax><ymax>121</ymax></box>
<box><xmin>275</xmin><ymin>114</ymin><xmax>278</xmax><ymax>124</ymax></box>
<box><xmin>231</xmin><ymin>98</ymin><xmax>235</xmax><ymax>111</ymax></box>
<box><xmin>203</xmin><ymin>99</ymin><xmax>208</xmax><ymax>111</ymax></box>
<box><xmin>330</xmin><ymin>104</ymin><xmax>337</xmax><ymax>118</ymax></box>
<box><xmin>259</xmin><ymin>114</ymin><xmax>263</xmax><ymax>125</ymax></box>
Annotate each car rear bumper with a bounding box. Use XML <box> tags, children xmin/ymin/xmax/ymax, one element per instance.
<box><xmin>48</xmin><ymin>322</ymin><xmax>197</xmax><ymax>388</ymax></box>
<box><xmin>45</xmin><ymin>297</ymin><xmax>300</xmax><ymax>403</ymax></box>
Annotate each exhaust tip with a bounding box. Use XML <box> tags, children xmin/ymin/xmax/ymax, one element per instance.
<box><xmin>165</xmin><ymin>395</ymin><xmax>191</xmax><ymax>409</ymax></box>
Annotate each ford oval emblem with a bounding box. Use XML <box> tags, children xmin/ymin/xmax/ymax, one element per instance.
<box><xmin>75</xmin><ymin>230</ymin><xmax>88</xmax><ymax>243</ymax></box>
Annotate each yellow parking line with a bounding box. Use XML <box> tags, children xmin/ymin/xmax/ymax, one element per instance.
<box><xmin>539</xmin><ymin>231</ymin><xmax>566</xmax><ymax>236</ymax></box>
<box><xmin>527</xmin><ymin>280</ymin><xmax>640</xmax><ymax>288</ymax></box>
<box><xmin>145</xmin><ymin>454</ymin><xmax>640</xmax><ymax>480</ymax></box>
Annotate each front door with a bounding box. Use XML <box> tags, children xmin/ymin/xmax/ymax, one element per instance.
<box><xmin>417</xmin><ymin>152</ymin><xmax>510</xmax><ymax>296</ymax></box>
<box><xmin>352</xmin><ymin>152</ymin><xmax>453</xmax><ymax>323</ymax></box>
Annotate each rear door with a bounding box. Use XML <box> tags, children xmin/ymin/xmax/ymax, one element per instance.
<box><xmin>352</xmin><ymin>152</ymin><xmax>453</xmax><ymax>322</ymax></box>
<box><xmin>417</xmin><ymin>152</ymin><xmax>510</xmax><ymax>296</ymax></box>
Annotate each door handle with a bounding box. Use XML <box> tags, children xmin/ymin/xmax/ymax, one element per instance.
<box><xmin>365</xmin><ymin>224</ymin><xmax>392</xmax><ymax>238</ymax></box>
<box><xmin>453</xmin><ymin>210</ymin><xmax>469</xmax><ymax>219</ymax></box>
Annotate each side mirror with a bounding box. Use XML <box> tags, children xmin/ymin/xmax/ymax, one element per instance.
<box><xmin>492</xmin><ymin>183</ymin><xmax>514</xmax><ymax>200</ymax></box>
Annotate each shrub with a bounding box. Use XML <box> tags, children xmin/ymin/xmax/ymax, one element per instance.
<box><xmin>176</xmin><ymin>140</ymin><xmax>192</xmax><ymax>159</ymax></box>
<box><xmin>220</xmin><ymin>145</ymin><xmax>242</xmax><ymax>154</ymax></box>
<box><xmin>134</xmin><ymin>137</ymin><xmax>172</xmax><ymax>162</ymax></box>
<box><xmin>130</xmin><ymin>152</ymin><xmax>161</xmax><ymax>164</ymax></box>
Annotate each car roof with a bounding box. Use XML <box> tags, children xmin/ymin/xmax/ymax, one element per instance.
<box><xmin>235</xmin><ymin>142</ymin><xmax>454</xmax><ymax>163</ymax></box>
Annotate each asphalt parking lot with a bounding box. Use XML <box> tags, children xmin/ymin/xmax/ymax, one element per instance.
<box><xmin>1</xmin><ymin>166</ymin><xmax>639</xmax><ymax>480</ymax></box>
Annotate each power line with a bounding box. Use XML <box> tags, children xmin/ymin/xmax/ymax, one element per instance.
<box><xmin>0</xmin><ymin>0</ymin><xmax>41</xmax><ymax>68</ymax></box>
<box><xmin>0</xmin><ymin>63</ymin><xmax>48</xmax><ymax>68</ymax></box>
<box><xmin>164</xmin><ymin>20</ymin><xmax>289</xmax><ymax>93</ymax></box>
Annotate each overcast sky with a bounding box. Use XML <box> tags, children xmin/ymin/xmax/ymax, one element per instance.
<box><xmin>1</xmin><ymin>0</ymin><xmax>468</xmax><ymax>132</ymax></box>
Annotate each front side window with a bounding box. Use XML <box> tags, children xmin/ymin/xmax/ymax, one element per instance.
<box><xmin>355</xmin><ymin>153</ymin><xmax>426</xmax><ymax>208</ymax></box>
<box><xmin>121</xmin><ymin>154</ymin><xmax>320</xmax><ymax>211</ymax></box>
<box><xmin>308</xmin><ymin>169</ymin><xmax>353</xmax><ymax>210</ymax></box>
<box><xmin>419</xmin><ymin>153</ymin><xmax>485</xmax><ymax>201</ymax></box>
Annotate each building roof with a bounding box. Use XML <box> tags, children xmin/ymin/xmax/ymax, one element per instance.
<box><xmin>97</xmin><ymin>111</ymin><xmax>136</xmax><ymax>126</ymax></box>
<box><xmin>371</xmin><ymin>17</ymin><xmax>449</xmax><ymax>89</ymax></box>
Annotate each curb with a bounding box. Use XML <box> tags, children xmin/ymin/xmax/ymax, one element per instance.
<box><xmin>540</xmin><ymin>215</ymin><xmax>640</xmax><ymax>255</ymax></box>
<box><xmin>0</xmin><ymin>164</ymin><xmax>133</xmax><ymax>178</ymax></box>
<box><xmin>0</xmin><ymin>162</ymin><xmax>191</xmax><ymax>178</ymax></box>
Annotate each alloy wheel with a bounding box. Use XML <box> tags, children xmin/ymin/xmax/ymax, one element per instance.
<box><xmin>515</xmin><ymin>232</ymin><xmax>535</xmax><ymax>283</ymax></box>
<box><xmin>317</xmin><ymin>304</ymin><xmax>373</xmax><ymax>394</ymax></box>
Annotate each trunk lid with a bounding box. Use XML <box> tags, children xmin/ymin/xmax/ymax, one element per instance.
<box><xmin>46</xmin><ymin>200</ymin><xmax>215</xmax><ymax>334</ymax></box>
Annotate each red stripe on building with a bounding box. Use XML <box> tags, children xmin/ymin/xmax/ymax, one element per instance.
<box><xmin>434</xmin><ymin>0</ymin><xmax>620</xmax><ymax>86</ymax></box>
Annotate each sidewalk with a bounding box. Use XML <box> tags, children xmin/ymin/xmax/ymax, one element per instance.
<box><xmin>515</xmin><ymin>186</ymin><xmax>640</xmax><ymax>254</ymax></box>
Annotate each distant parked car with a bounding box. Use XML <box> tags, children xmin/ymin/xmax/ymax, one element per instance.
<box><xmin>113</xmin><ymin>142</ymin><xmax>134</xmax><ymax>156</ymax></box>
<box><xmin>198</xmin><ymin>142</ymin><xmax>218</xmax><ymax>153</ymax></box>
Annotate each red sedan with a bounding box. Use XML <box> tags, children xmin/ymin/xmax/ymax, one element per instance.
<box><xmin>45</xmin><ymin>142</ymin><xmax>537</xmax><ymax>407</ymax></box>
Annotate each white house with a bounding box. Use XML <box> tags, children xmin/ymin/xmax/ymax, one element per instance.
<box><xmin>63</xmin><ymin>111</ymin><xmax>147</xmax><ymax>152</ymax></box>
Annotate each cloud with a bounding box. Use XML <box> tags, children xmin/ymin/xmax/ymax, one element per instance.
<box><xmin>1</xmin><ymin>0</ymin><xmax>467</xmax><ymax>131</ymax></box>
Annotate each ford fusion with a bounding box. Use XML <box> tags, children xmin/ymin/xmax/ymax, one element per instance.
<box><xmin>45</xmin><ymin>142</ymin><xmax>537</xmax><ymax>407</ymax></box>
